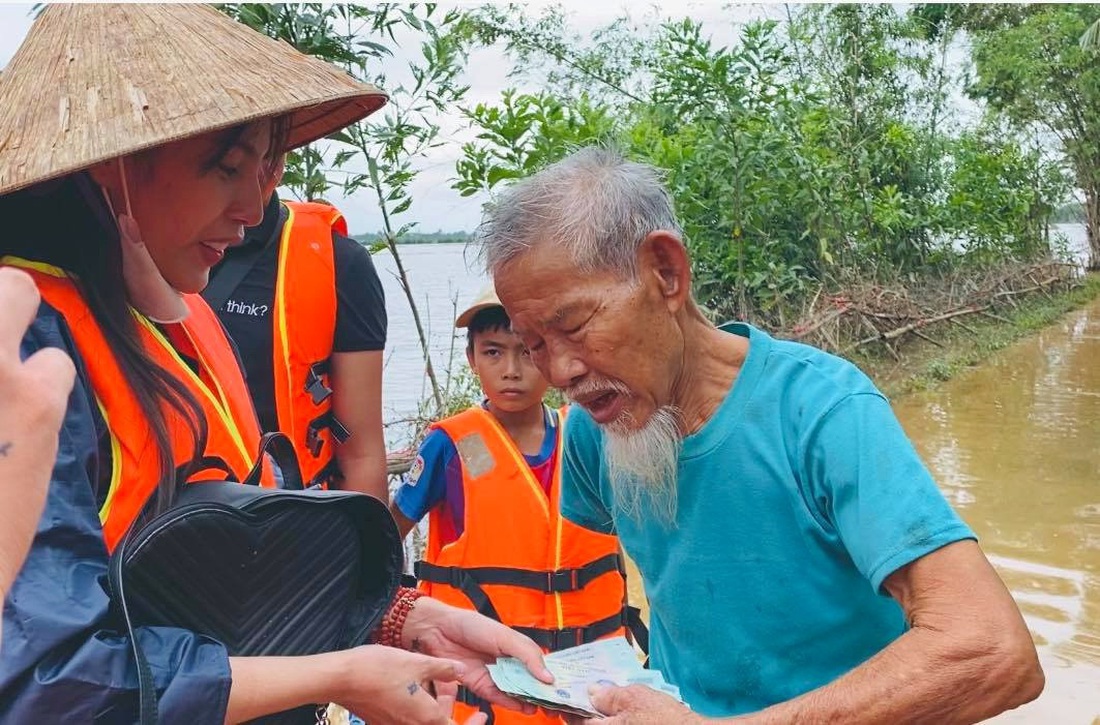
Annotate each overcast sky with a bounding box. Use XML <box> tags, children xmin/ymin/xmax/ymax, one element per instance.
<box><xmin>0</xmin><ymin>2</ymin><xmax>791</xmax><ymax>235</ymax></box>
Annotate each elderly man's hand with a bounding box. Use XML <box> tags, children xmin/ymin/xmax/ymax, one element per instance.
<box><xmin>562</xmin><ymin>684</ymin><xmax>704</xmax><ymax>725</ymax></box>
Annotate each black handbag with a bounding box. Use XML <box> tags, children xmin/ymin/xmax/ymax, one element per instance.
<box><xmin>109</xmin><ymin>433</ymin><xmax>403</xmax><ymax>724</ymax></box>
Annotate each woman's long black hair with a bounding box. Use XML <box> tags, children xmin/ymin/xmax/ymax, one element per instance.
<box><xmin>0</xmin><ymin>118</ymin><xmax>288</xmax><ymax>515</ymax></box>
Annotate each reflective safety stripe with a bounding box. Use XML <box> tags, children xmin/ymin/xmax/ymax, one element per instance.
<box><xmin>95</xmin><ymin>396</ymin><xmax>124</xmax><ymax>526</ymax></box>
<box><xmin>135</xmin><ymin>314</ymin><xmax>252</xmax><ymax>471</ymax></box>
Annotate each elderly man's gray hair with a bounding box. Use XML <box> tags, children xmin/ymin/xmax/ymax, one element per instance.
<box><xmin>477</xmin><ymin>146</ymin><xmax>683</xmax><ymax>278</ymax></box>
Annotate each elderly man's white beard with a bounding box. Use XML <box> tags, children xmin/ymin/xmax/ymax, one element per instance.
<box><xmin>602</xmin><ymin>405</ymin><xmax>682</xmax><ymax>527</ymax></box>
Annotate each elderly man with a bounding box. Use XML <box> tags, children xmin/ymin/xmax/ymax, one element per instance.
<box><xmin>481</xmin><ymin>147</ymin><xmax>1043</xmax><ymax>724</ymax></box>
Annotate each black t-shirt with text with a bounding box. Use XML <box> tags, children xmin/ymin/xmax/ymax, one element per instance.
<box><xmin>206</xmin><ymin>194</ymin><xmax>387</xmax><ymax>433</ymax></box>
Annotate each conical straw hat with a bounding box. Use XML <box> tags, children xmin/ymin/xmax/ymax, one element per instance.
<box><xmin>0</xmin><ymin>4</ymin><xmax>388</xmax><ymax>196</ymax></box>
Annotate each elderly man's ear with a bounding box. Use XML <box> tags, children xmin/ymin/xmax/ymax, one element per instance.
<box><xmin>638</xmin><ymin>230</ymin><xmax>692</xmax><ymax>314</ymax></box>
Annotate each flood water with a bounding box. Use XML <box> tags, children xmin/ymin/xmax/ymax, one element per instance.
<box><xmin>894</xmin><ymin>298</ymin><xmax>1100</xmax><ymax>723</ymax></box>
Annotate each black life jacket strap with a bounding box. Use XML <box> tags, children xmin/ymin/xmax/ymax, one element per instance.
<box><xmin>307</xmin><ymin>455</ymin><xmax>342</xmax><ymax>490</ymax></box>
<box><xmin>305</xmin><ymin>359</ymin><xmax>333</xmax><ymax>406</ymax></box>
<box><xmin>627</xmin><ymin>605</ymin><xmax>650</xmax><ymax>658</ymax></box>
<box><xmin>513</xmin><ymin>608</ymin><xmax>630</xmax><ymax>652</ymax></box>
<box><xmin>414</xmin><ymin>559</ymin><xmax>503</xmax><ymax>621</ymax></box>
<box><xmin>414</xmin><ymin>553</ymin><xmax>650</xmax><ymax>654</ymax></box>
<box><xmin>415</xmin><ymin>552</ymin><xmax>623</xmax><ymax>594</ymax></box>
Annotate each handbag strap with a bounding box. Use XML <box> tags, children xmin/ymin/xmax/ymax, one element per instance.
<box><xmin>244</xmin><ymin>431</ymin><xmax>305</xmax><ymax>491</ymax></box>
<box><xmin>108</xmin><ymin>532</ymin><xmax>159</xmax><ymax>724</ymax></box>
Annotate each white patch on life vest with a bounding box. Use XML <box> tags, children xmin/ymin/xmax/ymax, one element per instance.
<box><xmin>455</xmin><ymin>432</ymin><xmax>495</xmax><ymax>479</ymax></box>
<box><xmin>408</xmin><ymin>454</ymin><xmax>425</xmax><ymax>485</ymax></box>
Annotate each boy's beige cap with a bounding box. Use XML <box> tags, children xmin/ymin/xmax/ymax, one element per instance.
<box><xmin>0</xmin><ymin>4</ymin><xmax>388</xmax><ymax>196</ymax></box>
<box><xmin>455</xmin><ymin>284</ymin><xmax>504</xmax><ymax>328</ymax></box>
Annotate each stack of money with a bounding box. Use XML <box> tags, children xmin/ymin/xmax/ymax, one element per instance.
<box><xmin>487</xmin><ymin>636</ymin><xmax>683</xmax><ymax>719</ymax></box>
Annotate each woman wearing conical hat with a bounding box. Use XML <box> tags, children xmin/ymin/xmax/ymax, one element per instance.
<box><xmin>0</xmin><ymin>6</ymin><xmax>549</xmax><ymax>724</ymax></box>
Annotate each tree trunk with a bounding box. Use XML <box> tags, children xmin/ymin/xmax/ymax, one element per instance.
<box><xmin>1085</xmin><ymin>185</ymin><xmax>1100</xmax><ymax>271</ymax></box>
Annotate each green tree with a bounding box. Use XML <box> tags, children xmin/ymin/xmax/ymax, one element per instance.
<box><xmin>216</xmin><ymin>4</ymin><xmax>388</xmax><ymax>201</ymax></box>
<box><xmin>961</xmin><ymin>4</ymin><xmax>1100</xmax><ymax>268</ymax></box>
<box><xmin>455</xmin><ymin>5</ymin><xmax>1061</xmax><ymax>325</ymax></box>
<box><xmin>220</xmin><ymin>3</ymin><xmax>475</xmax><ymax>413</ymax></box>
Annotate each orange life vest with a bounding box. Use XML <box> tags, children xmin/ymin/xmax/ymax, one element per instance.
<box><xmin>416</xmin><ymin>406</ymin><xmax>628</xmax><ymax>725</ymax></box>
<box><xmin>272</xmin><ymin>201</ymin><xmax>350</xmax><ymax>487</ymax></box>
<box><xmin>3</xmin><ymin>256</ymin><xmax>273</xmax><ymax>553</ymax></box>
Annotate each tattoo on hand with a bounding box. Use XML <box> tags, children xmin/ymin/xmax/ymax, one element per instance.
<box><xmin>407</xmin><ymin>682</ymin><xmax>419</xmax><ymax>696</ymax></box>
<box><xmin>0</xmin><ymin>442</ymin><xmax>10</xmax><ymax>456</ymax></box>
<box><xmin>410</xmin><ymin>637</ymin><xmax>421</xmax><ymax>653</ymax></box>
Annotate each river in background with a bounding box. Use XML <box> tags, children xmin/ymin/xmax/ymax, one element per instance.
<box><xmin>373</xmin><ymin>225</ymin><xmax>1097</xmax><ymax>722</ymax></box>
<box><xmin>373</xmin><ymin>242</ymin><xmax>486</xmax><ymax>447</ymax></box>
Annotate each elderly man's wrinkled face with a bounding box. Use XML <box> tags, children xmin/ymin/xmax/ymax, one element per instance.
<box><xmin>494</xmin><ymin>234</ymin><xmax>687</xmax><ymax>433</ymax></box>
<box><xmin>496</xmin><ymin>232</ymin><xmax>691</xmax><ymax>525</ymax></box>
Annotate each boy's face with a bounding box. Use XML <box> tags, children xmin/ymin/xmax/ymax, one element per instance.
<box><xmin>467</xmin><ymin>326</ymin><xmax>550</xmax><ymax>414</ymax></box>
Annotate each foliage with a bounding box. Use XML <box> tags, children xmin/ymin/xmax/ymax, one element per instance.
<box><xmin>454</xmin><ymin>4</ymin><xmax>1067</xmax><ymax>324</ymax></box>
<box><xmin>454</xmin><ymin>91</ymin><xmax>618</xmax><ymax>197</ymax></box>
<box><xmin>958</xmin><ymin>3</ymin><xmax>1100</xmax><ymax>268</ymax></box>
<box><xmin>217</xmin><ymin>4</ymin><xmax>391</xmax><ymax>200</ymax></box>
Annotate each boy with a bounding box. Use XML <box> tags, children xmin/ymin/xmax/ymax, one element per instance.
<box><xmin>389</xmin><ymin>286</ymin><xmax>631</xmax><ymax>725</ymax></box>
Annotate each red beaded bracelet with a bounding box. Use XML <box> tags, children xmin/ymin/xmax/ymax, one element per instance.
<box><xmin>373</xmin><ymin>586</ymin><xmax>424</xmax><ymax>649</ymax></box>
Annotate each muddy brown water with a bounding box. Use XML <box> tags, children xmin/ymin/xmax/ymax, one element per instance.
<box><xmin>625</xmin><ymin>297</ymin><xmax>1100</xmax><ymax>722</ymax></box>
<box><xmin>894</xmin><ymin>298</ymin><xmax>1100</xmax><ymax>723</ymax></box>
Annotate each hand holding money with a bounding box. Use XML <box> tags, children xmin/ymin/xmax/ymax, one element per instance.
<box><xmin>486</xmin><ymin>637</ymin><xmax>686</xmax><ymax>720</ymax></box>
<box><xmin>576</xmin><ymin>683</ymin><xmax>701</xmax><ymax>724</ymax></box>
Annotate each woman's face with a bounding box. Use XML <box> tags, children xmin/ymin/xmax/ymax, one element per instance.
<box><xmin>124</xmin><ymin>122</ymin><xmax>273</xmax><ymax>294</ymax></box>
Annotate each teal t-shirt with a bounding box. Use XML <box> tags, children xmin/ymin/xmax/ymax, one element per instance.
<box><xmin>561</xmin><ymin>323</ymin><xmax>975</xmax><ymax>717</ymax></box>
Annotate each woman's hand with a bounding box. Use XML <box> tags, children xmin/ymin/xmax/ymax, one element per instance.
<box><xmin>401</xmin><ymin>597</ymin><xmax>553</xmax><ymax>713</ymax></box>
<box><xmin>335</xmin><ymin>644</ymin><xmax>476</xmax><ymax>725</ymax></box>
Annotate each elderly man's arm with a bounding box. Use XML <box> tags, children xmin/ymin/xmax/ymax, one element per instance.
<box><xmin>767</xmin><ymin>389</ymin><xmax>1043</xmax><ymax>722</ymax></box>
<box><xmin>585</xmin><ymin>539</ymin><xmax>1041</xmax><ymax>725</ymax></box>
<box><xmin>583</xmin><ymin>387</ymin><xmax>1043</xmax><ymax>725</ymax></box>
<box><xmin>727</xmin><ymin>539</ymin><xmax>1042</xmax><ymax>724</ymax></box>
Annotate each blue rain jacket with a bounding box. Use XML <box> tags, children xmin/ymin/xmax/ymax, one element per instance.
<box><xmin>0</xmin><ymin>303</ymin><xmax>231</xmax><ymax>723</ymax></box>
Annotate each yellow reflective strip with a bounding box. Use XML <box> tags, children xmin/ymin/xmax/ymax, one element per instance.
<box><xmin>133</xmin><ymin>313</ymin><xmax>252</xmax><ymax>468</ymax></box>
<box><xmin>481</xmin><ymin>408</ymin><xmax>551</xmax><ymax>519</ymax></box>
<box><xmin>553</xmin><ymin>410</ymin><xmax>565</xmax><ymax>627</ymax></box>
<box><xmin>180</xmin><ymin>322</ymin><xmax>252</xmax><ymax>469</ymax></box>
<box><xmin>0</xmin><ymin>255</ymin><xmax>68</xmax><ymax>278</ymax></box>
<box><xmin>274</xmin><ymin>205</ymin><xmax>296</xmax><ymax>440</ymax></box>
<box><xmin>95</xmin><ymin>397</ymin><xmax>124</xmax><ymax>525</ymax></box>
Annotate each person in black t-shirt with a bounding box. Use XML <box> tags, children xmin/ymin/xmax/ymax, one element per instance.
<box><xmin>204</xmin><ymin>156</ymin><xmax>388</xmax><ymax>498</ymax></box>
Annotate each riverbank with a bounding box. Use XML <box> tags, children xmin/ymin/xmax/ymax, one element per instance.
<box><xmin>850</xmin><ymin>272</ymin><xmax>1100</xmax><ymax>399</ymax></box>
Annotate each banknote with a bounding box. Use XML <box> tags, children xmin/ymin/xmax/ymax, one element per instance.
<box><xmin>487</xmin><ymin>637</ymin><xmax>683</xmax><ymax>718</ymax></box>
